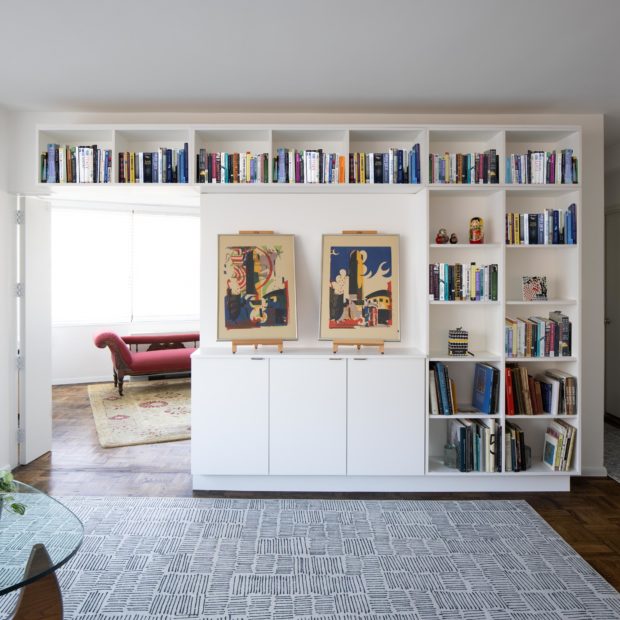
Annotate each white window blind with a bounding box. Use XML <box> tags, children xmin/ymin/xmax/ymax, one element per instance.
<box><xmin>51</xmin><ymin>207</ymin><xmax>199</xmax><ymax>324</ymax></box>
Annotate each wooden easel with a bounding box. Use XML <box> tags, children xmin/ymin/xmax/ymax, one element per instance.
<box><xmin>332</xmin><ymin>339</ymin><xmax>385</xmax><ymax>355</ymax></box>
<box><xmin>330</xmin><ymin>230</ymin><xmax>385</xmax><ymax>355</ymax></box>
<box><xmin>232</xmin><ymin>339</ymin><xmax>284</xmax><ymax>354</ymax></box>
<box><xmin>232</xmin><ymin>231</ymin><xmax>283</xmax><ymax>354</ymax></box>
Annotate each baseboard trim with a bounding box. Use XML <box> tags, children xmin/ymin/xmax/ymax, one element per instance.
<box><xmin>52</xmin><ymin>375</ymin><xmax>110</xmax><ymax>386</ymax></box>
<box><xmin>581</xmin><ymin>466</ymin><xmax>608</xmax><ymax>477</ymax></box>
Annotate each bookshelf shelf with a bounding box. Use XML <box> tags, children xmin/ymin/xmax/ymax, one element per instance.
<box><xmin>506</xmin><ymin>357</ymin><xmax>577</xmax><ymax>363</ymax></box>
<box><xmin>35</xmin><ymin>122</ymin><xmax>581</xmax><ymax>491</ymax></box>
<box><xmin>429</xmin><ymin>352</ymin><xmax>501</xmax><ymax>362</ymax></box>
<box><xmin>506</xmin><ymin>299</ymin><xmax>577</xmax><ymax>306</ymax></box>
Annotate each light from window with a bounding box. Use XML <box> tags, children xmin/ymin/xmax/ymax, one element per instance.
<box><xmin>51</xmin><ymin>208</ymin><xmax>199</xmax><ymax>324</ymax></box>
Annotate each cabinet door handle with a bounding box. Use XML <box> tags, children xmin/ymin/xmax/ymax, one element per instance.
<box><xmin>353</xmin><ymin>357</ymin><xmax>368</xmax><ymax>361</ymax></box>
<box><xmin>250</xmin><ymin>357</ymin><xmax>265</xmax><ymax>360</ymax></box>
<box><xmin>329</xmin><ymin>357</ymin><xmax>343</xmax><ymax>361</ymax></box>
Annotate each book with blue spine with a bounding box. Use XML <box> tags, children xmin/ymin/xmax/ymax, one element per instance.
<box><xmin>472</xmin><ymin>362</ymin><xmax>497</xmax><ymax>414</ymax></box>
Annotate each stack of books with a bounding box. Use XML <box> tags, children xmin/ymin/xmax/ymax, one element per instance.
<box><xmin>41</xmin><ymin>144</ymin><xmax>112</xmax><ymax>183</ymax></box>
<box><xmin>429</xmin><ymin>362</ymin><xmax>500</xmax><ymax>415</ymax></box>
<box><xmin>506</xmin><ymin>204</ymin><xmax>577</xmax><ymax>244</ymax></box>
<box><xmin>505</xmin><ymin>365</ymin><xmax>577</xmax><ymax>415</ymax></box>
<box><xmin>429</xmin><ymin>149</ymin><xmax>499</xmax><ymax>184</ymax></box>
<box><xmin>349</xmin><ymin>145</ymin><xmax>421</xmax><ymax>184</ymax></box>
<box><xmin>543</xmin><ymin>420</ymin><xmax>577</xmax><ymax>471</ymax></box>
<box><xmin>506</xmin><ymin>149</ymin><xmax>578</xmax><ymax>184</ymax></box>
<box><xmin>196</xmin><ymin>151</ymin><xmax>269</xmax><ymax>183</ymax></box>
<box><xmin>118</xmin><ymin>144</ymin><xmax>189</xmax><ymax>183</ymax></box>
<box><xmin>505</xmin><ymin>421</ymin><xmax>529</xmax><ymax>471</ymax></box>
<box><xmin>272</xmin><ymin>149</ymin><xmax>343</xmax><ymax>184</ymax></box>
<box><xmin>429</xmin><ymin>263</ymin><xmax>499</xmax><ymax>301</ymax></box>
<box><xmin>447</xmin><ymin>418</ymin><xmax>502</xmax><ymax>472</ymax></box>
<box><xmin>505</xmin><ymin>311</ymin><xmax>572</xmax><ymax>358</ymax></box>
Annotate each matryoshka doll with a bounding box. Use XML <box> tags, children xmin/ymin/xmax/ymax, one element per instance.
<box><xmin>469</xmin><ymin>217</ymin><xmax>484</xmax><ymax>244</ymax></box>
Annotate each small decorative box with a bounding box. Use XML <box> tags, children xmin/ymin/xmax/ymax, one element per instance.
<box><xmin>448</xmin><ymin>327</ymin><xmax>469</xmax><ymax>356</ymax></box>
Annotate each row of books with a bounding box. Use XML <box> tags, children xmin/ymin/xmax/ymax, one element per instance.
<box><xmin>504</xmin><ymin>422</ymin><xmax>531</xmax><ymax>471</ymax></box>
<box><xmin>41</xmin><ymin>144</ymin><xmax>112</xmax><ymax>184</ymax></box>
<box><xmin>430</xmin><ymin>362</ymin><xmax>500</xmax><ymax>415</ymax></box>
<box><xmin>506</xmin><ymin>365</ymin><xmax>577</xmax><ymax>416</ymax></box>
<box><xmin>118</xmin><ymin>145</ymin><xmax>190</xmax><ymax>184</ymax></box>
<box><xmin>505</xmin><ymin>150</ymin><xmax>578</xmax><ymax>184</ymax></box>
<box><xmin>429</xmin><ymin>263</ymin><xmax>499</xmax><ymax>301</ymax></box>
<box><xmin>543</xmin><ymin>420</ymin><xmax>577</xmax><ymax>471</ymax></box>
<box><xmin>196</xmin><ymin>151</ymin><xmax>269</xmax><ymax>184</ymax></box>
<box><xmin>429</xmin><ymin>150</ymin><xmax>499</xmax><ymax>184</ymax></box>
<box><xmin>506</xmin><ymin>204</ymin><xmax>577</xmax><ymax>245</ymax></box>
<box><xmin>505</xmin><ymin>311</ymin><xmax>572</xmax><ymax>358</ymax></box>
<box><xmin>447</xmin><ymin>419</ymin><xmax>502</xmax><ymax>472</ymax></box>
<box><xmin>349</xmin><ymin>145</ymin><xmax>421</xmax><ymax>184</ymax></box>
<box><xmin>272</xmin><ymin>149</ymin><xmax>343</xmax><ymax>184</ymax></box>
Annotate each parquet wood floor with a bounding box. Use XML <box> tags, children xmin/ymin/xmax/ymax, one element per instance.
<box><xmin>13</xmin><ymin>384</ymin><xmax>620</xmax><ymax>591</ymax></box>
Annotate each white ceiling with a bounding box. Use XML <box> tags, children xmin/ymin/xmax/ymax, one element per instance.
<box><xmin>1</xmin><ymin>0</ymin><xmax>620</xmax><ymax>144</ymax></box>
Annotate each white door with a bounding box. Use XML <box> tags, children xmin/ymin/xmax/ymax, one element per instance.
<box><xmin>606</xmin><ymin>210</ymin><xmax>620</xmax><ymax>418</ymax></box>
<box><xmin>19</xmin><ymin>197</ymin><xmax>52</xmax><ymax>464</ymax></box>
<box><xmin>270</xmin><ymin>357</ymin><xmax>346</xmax><ymax>475</ymax></box>
<box><xmin>348</xmin><ymin>357</ymin><xmax>425</xmax><ymax>475</ymax></box>
<box><xmin>0</xmin><ymin>191</ymin><xmax>18</xmax><ymax>469</ymax></box>
<box><xmin>191</xmin><ymin>356</ymin><xmax>269</xmax><ymax>475</ymax></box>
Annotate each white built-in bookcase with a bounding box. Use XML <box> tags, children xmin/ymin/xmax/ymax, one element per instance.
<box><xmin>36</xmin><ymin>123</ymin><xmax>581</xmax><ymax>490</ymax></box>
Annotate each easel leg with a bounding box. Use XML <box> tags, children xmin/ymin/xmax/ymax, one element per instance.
<box><xmin>12</xmin><ymin>544</ymin><xmax>63</xmax><ymax>620</ymax></box>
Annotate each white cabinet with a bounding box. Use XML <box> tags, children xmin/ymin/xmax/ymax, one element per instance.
<box><xmin>269</xmin><ymin>357</ymin><xmax>346</xmax><ymax>475</ymax></box>
<box><xmin>347</xmin><ymin>357</ymin><xmax>425</xmax><ymax>475</ymax></box>
<box><xmin>191</xmin><ymin>356</ymin><xmax>268</xmax><ymax>475</ymax></box>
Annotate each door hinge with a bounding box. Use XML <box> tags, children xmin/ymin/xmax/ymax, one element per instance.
<box><xmin>16</xmin><ymin>355</ymin><xmax>24</xmax><ymax>370</ymax></box>
<box><xmin>16</xmin><ymin>210</ymin><xmax>24</xmax><ymax>225</ymax></box>
<box><xmin>16</xmin><ymin>282</ymin><xmax>23</xmax><ymax>298</ymax></box>
<box><xmin>16</xmin><ymin>428</ymin><xmax>25</xmax><ymax>443</ymax></box>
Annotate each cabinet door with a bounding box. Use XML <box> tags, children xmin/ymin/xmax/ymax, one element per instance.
<box><xmin>191</xmin><ymin>357</ymin><xmax>268</xmax><ymax>475</ymax></box>
<box><xmin>348</xmin><ymin>357</ymin><xmax>425</xmax><ymax>475</ymax></box>
<box><xmin>270</xmin><ymin>358</ymin><xmax>346</xmax><ymax>475</ymax></box>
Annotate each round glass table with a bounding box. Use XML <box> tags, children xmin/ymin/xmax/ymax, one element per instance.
<box><xmin>0</xmin><ymin>481</ymin><xmax>83</xmax><ymax>619</ymax></box>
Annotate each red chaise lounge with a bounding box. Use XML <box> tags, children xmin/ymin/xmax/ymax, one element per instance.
<box><xmin>94</xmin><ymin>331</ymin><xmax>199</xmax><ymax>396</ymax></box>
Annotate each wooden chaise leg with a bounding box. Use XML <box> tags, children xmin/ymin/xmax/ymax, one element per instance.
<box><xmin>113</xmin><ymin>370</ymin><xmax>118</xmax><ymax>387</ymax></box>
<box><xmin>118</xmin><ymin>373</ymin><xmax>125</xmax><ymax>396</ymax></box>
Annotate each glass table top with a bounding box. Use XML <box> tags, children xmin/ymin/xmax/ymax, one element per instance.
<box><xmin>0</xmin><ymin>481</ymin><xmax>83</xmax><ymax>595</ymax></box>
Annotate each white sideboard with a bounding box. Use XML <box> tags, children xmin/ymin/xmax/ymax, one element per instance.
<box><xmin>191</xmin><ymin>348</ymin><xmax>428</xmax><ymax>491</ymax></box>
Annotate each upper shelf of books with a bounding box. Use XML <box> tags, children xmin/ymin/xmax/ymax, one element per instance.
<box><xmin>35</xmin><ymin>124</ymin><xmax>582</xmax><ymax>189</ymax></box>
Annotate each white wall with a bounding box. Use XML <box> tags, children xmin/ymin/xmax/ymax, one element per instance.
<box><xmin>53</xmin><ymin>320</ymin><xmax>199</xmax><ymax>384</ymax></box>
<box><xmin>0</xmin><ymin>107</ymin><xmax>17</xmax><ymax>469</ymax></box>
<box><xmin>7</xmin><ymin>111</ymin><xmax>606</xmax><ymax>477</ymax></box>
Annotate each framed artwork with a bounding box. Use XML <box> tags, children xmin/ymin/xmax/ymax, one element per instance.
<box><xmin>217</xmin><ymin>234</ymin><xmax>297</xmax><ymax>341</ymax></box>
<box><xmin>320</xmin><ymin>233</ymin><xmax>400</xmax><ymax>341</ymax></box>
<box><xmin>522</xmin><ymin>275</ymin><xmax>548</xmax><ymax>301</ymax></box>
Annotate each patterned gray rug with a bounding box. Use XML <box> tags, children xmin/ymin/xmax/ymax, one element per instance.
<box><xmin>605</xmin><ymin>422</ymin><xmax>620</xmax><ymax>483</ymax></box>
<box><xmin>1</xmin><ymin>497</ymin><xmax>619</xmax><ymax>619</ymax></box>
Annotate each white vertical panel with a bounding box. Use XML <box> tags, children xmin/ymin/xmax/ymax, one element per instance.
<box><xmin>270</xmin><ymin>357</ymin><xmax>346</xmax><ymax>475</ymax></box>
<box><xmin>20</xmin><ymin>197</ymin><xmax>52</xmax><ymax>464</ymax></box>
<box><xmin>191</xmin><ymin>357</ymin><xmax>268</xmax><ymax>475</ymax></box>
<box><xmin>0</xmin><ymin>191</ymin><xmax>17</xmax><ymax>469</ymax></box>
<box><xmin>348</xmin><ymin>357</ymin><xmax>425</xmax><ymax>475</ymax></box>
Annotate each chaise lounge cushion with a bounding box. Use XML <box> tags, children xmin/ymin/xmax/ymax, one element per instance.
<box><xmin>130</xmin><ymin>348</ymin><xmax>196</xmax><ymax>374</ymax></box>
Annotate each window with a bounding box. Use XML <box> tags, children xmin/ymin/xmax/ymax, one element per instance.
<box><xmin>51</xmin><ymin>207</ymin><xmax>199</xmax><ymax>324</ymax></box>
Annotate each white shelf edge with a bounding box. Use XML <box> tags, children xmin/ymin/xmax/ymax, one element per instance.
<box><xmin>506</xmin><ymin>299</ymin><xmax>577</xmax><ymax>305</ymax></box>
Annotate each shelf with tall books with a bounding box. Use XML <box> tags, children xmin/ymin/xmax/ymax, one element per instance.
<box><xmin>428</xmin><ymin>129</ymin><xmax>503</xmax><ymax>185</ymax></box>
<box><xmin>505</xmin><ymin>129</ymin><xmax>581</xmax><ymax>186</ymax></box>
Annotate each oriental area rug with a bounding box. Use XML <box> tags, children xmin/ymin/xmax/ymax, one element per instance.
<box><xmin>0</xmin><ymin>498</ymin><xmax>618</xmax><ymax>619</ymax></box>
<box><xmin>87</xmin><ymin>379</ymin><xmax>191</xmax><ymax>448</ymax></box>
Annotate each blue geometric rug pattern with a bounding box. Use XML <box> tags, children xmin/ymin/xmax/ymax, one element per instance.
<box><xmin>1</xmin><ymin>497</ymin><xmax>619</xmax><ymax>619</ymax></box>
